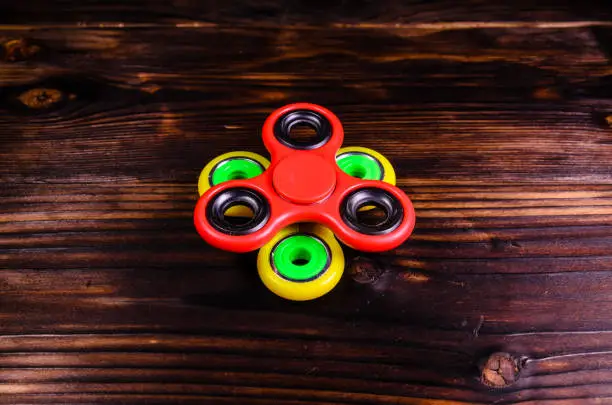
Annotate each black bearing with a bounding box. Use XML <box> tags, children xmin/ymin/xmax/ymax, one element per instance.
<box><xmin>206</xmin><ymin>188</ymin><xmax>270</xmax><ymax>235</ymax></box>
<box><xmin>273</xmin><ymin>109</ymin><xmax>332</xmax><ymax>150</ymax></box>
<box><xmin>340</xmin><ymin>188</ymin><xmax>403</xmax><ymax>235</ymax></box>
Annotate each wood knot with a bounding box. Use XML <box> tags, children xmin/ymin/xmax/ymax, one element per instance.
<box><xmin>17</xmin><ymin>88</ymin><xmax>67</xmax><ymax>109</ymax></box>
<box><xmin>348</xmin><ymin>256</ymin><xmax>385</xmax><ymax>284</ymax></box>
<box><xmin>2</xmin><ymin>38</ymin><xmax>41</xmax><ymax>62</ymax></box>
<box><xmin>480</xmin><ymin>352</ymin><xmax>522</xmax><ymax>389</ymax></box>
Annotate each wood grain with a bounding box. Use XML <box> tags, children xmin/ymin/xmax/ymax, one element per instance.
<box><xmin>2</xmin><ymin>4</ymin><xmax>612</xmax><ymax>404</ymax></box>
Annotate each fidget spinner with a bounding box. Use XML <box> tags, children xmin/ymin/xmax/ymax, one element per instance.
<box><xmin>194</xmin><ymin>103</ymin><xmax>416</xmax><ymax>300</ymax></box>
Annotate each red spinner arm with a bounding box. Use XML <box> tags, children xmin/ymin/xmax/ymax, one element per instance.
<box><xmin>193</xmin><ymin>103</ymin><xmax>416</xmax><ymax>253</ymax></box>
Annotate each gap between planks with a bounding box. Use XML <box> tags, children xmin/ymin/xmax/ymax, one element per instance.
<box><xmin>1</xmin><ymin>20</ymin><xmax>612</xmax><ymax>31</ymax></box>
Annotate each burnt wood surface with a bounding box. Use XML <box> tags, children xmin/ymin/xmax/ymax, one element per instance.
<box><xmin>2</xmin><ymin>2</ymin><xmax>612</xmax><ymax>404</ymax></box>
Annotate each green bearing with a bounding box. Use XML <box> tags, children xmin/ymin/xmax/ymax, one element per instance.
<box><xmin>211</xmin><ymin>158</ymin><xmax>265</xmax><ymax>186</ymax></box>
<box><xmin>272</xmin><ymin>234</ymin><xmax>329</xmax><ymax>281</ymax></box>
<box><xmin>337</xmin><ymin>152</ymin><xmax>383</xmax><ymax>180</ymax></box>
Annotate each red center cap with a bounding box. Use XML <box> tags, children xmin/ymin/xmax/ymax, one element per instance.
<box><xmin>272</xmin><ymin>153</ymin><xmax>336</xmax><ymax>204</ymax></box>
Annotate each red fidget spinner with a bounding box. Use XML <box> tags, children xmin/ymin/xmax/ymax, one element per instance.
<box><xmin>194</xmin><ymin>103</ymin><xmax>416</xmax><ymax>253</ymax></box>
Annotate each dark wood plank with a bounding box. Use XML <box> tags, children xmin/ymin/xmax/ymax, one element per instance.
<box><xmin>2</xmin><ymin>1</ymin><xmax>612</xmax><ymax>26</ymax></box>
<box><xmin>2</xmin><ymin>24</ymin><xmax>610</xmax><ymax>87</ymax></box>
<box><xmin>0</xmin><ymin>396</ymin><xmax>355</xmax><ymax>405</ymax></box>
<box><xmin>2</xmin><ymin>17</ymin><xmax>612</xmax><ymax>405</ymax></box>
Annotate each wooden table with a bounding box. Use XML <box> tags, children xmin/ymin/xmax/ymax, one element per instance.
<box><xmin>2</xmin><ymin>2</ymin><xmax>612</xmax><ymax>403</ymax></box>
